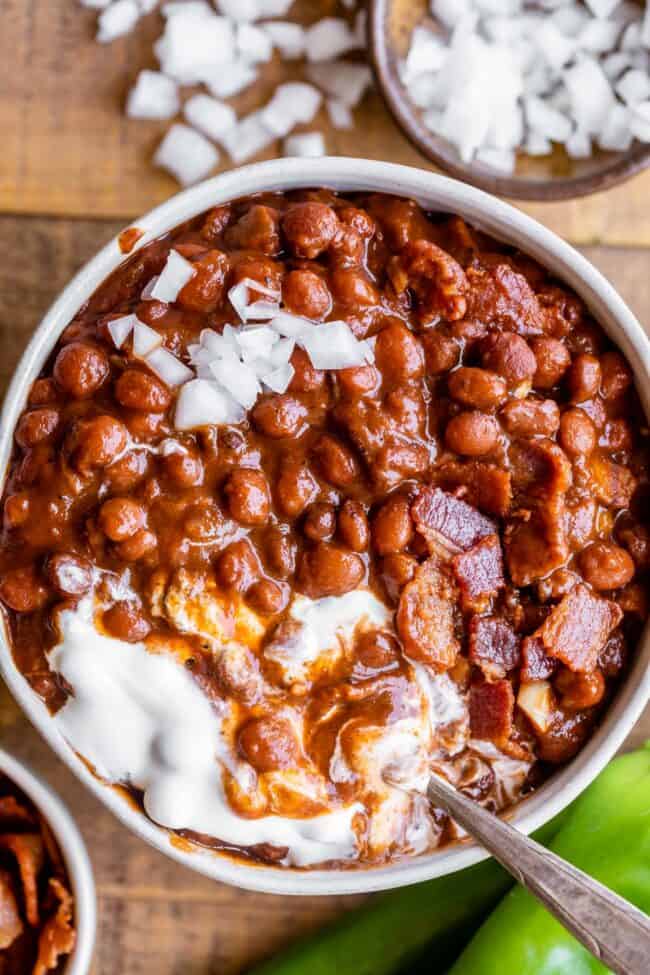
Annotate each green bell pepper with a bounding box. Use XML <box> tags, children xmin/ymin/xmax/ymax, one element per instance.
<box><xmin>448</xmin><ymin>743</ymin><xmax>650</xmax><ymax>975</ymax></box>
<box><xmin>249</xmin><ymin>818</ymin><xmax>564</xmax><ymax>975</ymax></box>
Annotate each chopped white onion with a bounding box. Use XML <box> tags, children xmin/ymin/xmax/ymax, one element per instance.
<box><xmin>269</xmin><ymin>337</ymin><xmax>295</xmax><ymax>368</ymax></box>
<box><xmin>133</xmin><ymin>321</ymin><xmax>163</xmax><ymax>357</ymax></box>
<box><xmin>269</xmin><ymin>312</ymin><xmax>313</xmax><ymax>339</ymax></box>
<box><xmin>615</xmin><ymin>68</ymin><xmax>650</xmax><ymax>104</ymax></box>
<box><xmin>204</xmin><ymin>60</ymin><xmax>258</xmax><ymax>99</ymax></box>
<box><xmin>300</xmin><ymin>322</ymin><xmax>370</xmax><ymax>370</ymax></box>
<box><xmin>175</xmin><ymin>379</ymin><xmax>243</xmax><ymax>430</ymax></box>
<box><xmin>228</xmin><ymin>278</ymin><xmax>281</xmax><ymax>322</ymax></box>
<box><xmin>215</xmin><ymin>0</ymin><xmax>260</xmax><ymax>22</ymax></box>
<box><xmin>108</xmin><ymin>314</ymin><xmax>138</xmax><ymax>349</ymax></box>
<box><xmin>146</xmin><ymin>347</ymin><xmax>194</xmax><ymax>387</ymax></box>
<box><xmin>155</xmin><ymin>8</ymin><xmax>235</xmax><ymax>84</ymax></box>
<box><xmin>306</xmin><ymin>61</ymin><xmax>372</xmax><ymax>107</ymax></box>
<box><xmin>97</xmin><ymin>0</ymin><xmax>140</xmax><ymax>42</ymax></box>
<box><xmin>154</xmin><ymin>124</ymin><xmax>218</xmax><ymax>186</ymax></box>
<box><xmin>127</xmin><ymin>70</ymin><xmax>179</xmax><ymax>119</ymax></box>
<box><xmin>237</xmin><ymin>22</ymin><xmax>273</xmax><ymax>63</ymax></box>
<box><xmin>141</xmin><ymin>276</ymin><xmax>160</xmax><ymax>300</ymax></box>
<box><xmin>305</xmin><ymin>18</ymin><xmax>361</xmax><ymax>63</ymax></box>
<box><xmin>261</xmin><ymin>363</ymin><xmax>294</xmax><ymax>394</ymax></box>
<box><xmin>326</xmin><ymin>98</ymin><xmax>353</xmax><ymax>130</ymax></box>
<box><xmin>209</xmin><ymin>357</ymin><xmax>261</xmax><ymax>409</ymax></box>
<box><xmin>150</xmin><ymin>250</ymin><xmax>196</xmax><ymax>303</ymax></box>
<box><xmin>262</xmin><ymin>22</ymin><xmax>306</xmax><ymax>59</ymax></box>
<box><xmin>261</xmin><ymin>83</ymin><xmax>322</xmax><ymax>137</ymax></box>
<box><xmin>183</xmin><ymin>94</ymin><xmax>237</xmax><ymax>142</ymax></box>
<box><xmin>236</xmin><ymin>325</ymin><xmax>279</xmax><ymax>360</ymax></box>
<box><xmin>219</xmin><ymin>111</ymin><xmax>277</xmax><ymax>164</ymax></box>
<box><xmin>284</xmin><ymin>132</ymin><xmax>326</xmax><ymax>157</ymax></box>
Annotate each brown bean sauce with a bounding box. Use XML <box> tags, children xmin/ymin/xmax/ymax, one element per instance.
<box><xmin>1</xmin><ymin>190</ymin><xmax>648</xmax><ymax>868</ymax></box>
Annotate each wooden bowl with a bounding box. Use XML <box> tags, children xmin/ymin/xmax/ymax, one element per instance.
<box><xmin>368</xmin><ymin>0</ymin><xmax>650</xmax><ymax>201</ymax></box>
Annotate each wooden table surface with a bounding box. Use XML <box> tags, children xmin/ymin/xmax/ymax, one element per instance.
<box><xmin>1</xmin><ymin>2</ymin><xmax>650</xmax><ymax>973</ymax></box>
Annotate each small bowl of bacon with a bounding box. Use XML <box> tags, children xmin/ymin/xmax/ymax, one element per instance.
<box><xmin>0</xmin><ymin>749</ymin><xmax>95</xmax><ymax>975</ymax></box>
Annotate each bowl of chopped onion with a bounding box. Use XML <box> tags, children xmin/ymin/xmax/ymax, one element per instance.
<box><xmin>369</xmin><ymin>0</ymin><xmax>650</xmax><ymax>200</ymax></box>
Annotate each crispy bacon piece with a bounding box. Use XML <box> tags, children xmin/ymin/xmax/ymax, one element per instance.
<box><xmin>0</xmin><ymin>868</ymin><xmax>23</xmax><ymax>950</ymax></box>
<box><xmin>505</xmin><ymin>496</ymin><xmax>569</xmax><ymax>587</ymax></box>
<box><xmin>396</xmin><ymin>558</ymin><xmax>459</xmax><ymax>671</ymax></box>
<box><xmin>0</xmin><ymin>795</ymin><xmax>35</xmax><ymax>827</ymax></box>
<box><xmin>411</xmin><ymin>486</ymin><xmax>497</xmax><ymax>555</ymax></box>
<box><xmin>435</xmin><ymin>461</ymin><xmax>512</xmax><ymax>518</ymax></box>
<box><xmin>588</xmin><ymin>455</ymin><xmax>638</xmax><ymax>509</ymax></box>
<box><xmin>389</xmin><ymin>239</ymin><xmax>469</xmax><ymax>324</ymax></box>
<box><xmin>453</xmin><ymin>535</ymin><xmax>505</xmax><ymax>612</ymax></box>
<box><xmin>509</xmin><ymin>439</ymin><xmax>572</xmax><ymax>501</ymax></box>
<box><xmin>536</xmin><ymin>583</ymin><xmax>623</xmax><ymax>673</ymax></box>
<box><xmin>33</xmin><ymin>878</ymin><xmax>76</xmax><ymax>975</ymax></box>
<box><xmin>469</xmin><ymin>616</ymin><xmax>521</xmax><ymax>679</ymax></box>
<box><xmin>466</xmin><ymin>261</ymin><xmax>545</xmax><ymax>336</ymax></box>
<box><xmin>520</xmin><ymin>635</ymin><xmax>557</xmax><ymax>683</ymax></box>
<box><xmin>469</xmin><ymin>680</ymin><xmax>515</xmax><ymax>741</ymax></box>
<box><xmin>0</xmin><ymin>833</ymin><xmax>44</xmax><ymax>926</ymax></box>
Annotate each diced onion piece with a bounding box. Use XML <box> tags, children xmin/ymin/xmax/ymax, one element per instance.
<box><xmin>517</xmin><ymin>680</ymin><xmax>554</xmax><ymax>734</ymax></box>
<box><xmin>219</xmin><ymin>111</ymin><xmax>277</xmax><ymax>163</ymax></box>
<box><xmin>146</xmin><ymin>347</ymin><xmax>194</xmax><ymax>387</ymax></box>
<box><xmin>81</xmin><ymin>0</ymin><xmax>113</xmax><ymax>8</ymax></box>
<box><xmin>97</xmin><ymin>0</ymin><xmax>139</xmax><ymax>42</ymax></box>
<box><xmin>306</xmin><ymin>61</ymin><xmax>372</xmax><ymax>107</ymax></box>
<box><xmin>475</xmin><ymin>147</ymin><xmax>516</xmax><ymax>174</ymax></box>
<box><xmin>237</xmin><ymin>23</ymin><xmax>274</xmax><ymax>64</ymax></box>
<box><xmin>563</xmin><ymin>56</ymin><xmax>616</xmax><ymax>135</ymax></box>
<box><xmin>305</xmin><ymin>17</ymin><xmax>362</xmax><ymax>63</ymax></box>
<box><xmin>108</xmin><ymin>314</ymin><xmax>138</xmax><ymax>349</ymax></box>
<box><xmin>175</xmin><ymin>378</ymin><xmax>242</xmax><ymax>430</ymax></box>
<box><xmin>326</xmin><ymin>98</ymin><xmax>353</xmax><ymax>130</ymax></box>
<box><xmin>151</xmin><ymin>250</ymin><xmax>196</xmax><ymax>303</ymax></box>
<box><xmin>209</xmin><ymin>357</ymin><xmax>261</xmax><ymax>409</ymax></box>
<box><xmin>584</xmin><ymin>0</ymin><xmax>623</xmax><ymax>18</ymax></box>
<box><xmin>261</xmin><ymin>363</ymin><xmax>295</xmax><ymax>393</ymax></box>
<box><xmin>141</xmin><ymin>275</ymin><xmax>160</xmax><ymax>300</ymax></box>
<box><xmin>183</xmin><ymin>94</ymin><xmax>237</xmax><ymax>142</ymax></box>
<box><xmin>524</xmin><ymin>96</ymin><xmax>572</xmax><ymax>142</ymax></box>
<box><xmin>216</xmin><ymin>0</ymin><xmax>260</xmax><ymax>21</ymax></box>
<box><xmin>269</xmin><ymin>313</ymin><xmax>313</xmax><ymax>339</ymax></box>
<box><xmin>269</xmin><ymin>337</ymin><xmax>295</xmax><ymax>368</ymax></box>
<box><xmin>205</xmin><ymin>60</ymin><xmax>257</xmax><ymax>98</ymax></box>
<box><xmin>228</xmin><ymin>278</ymin><xmax>281</xmax><ymax>322</ymax></box>
<box><xmin>615</xmin><ymin>68</ymin><xmax>650</xmax><ymax>105</ymax></box>
<box><xmin>261</xmin><ymin>83</ymin><xmax>322</xmax><ymax>137</ymax></box>
<box><xmin>127</xmin><ymin>70</ymin><xmax>179</xmax><ymax>119</ymax></box>
<box><xmin>155</xmin><ymin>7</ymin><xmax>235</xmax><ymax>84</ymax></box>
<box><xmin>301</xmin><ymin>321</ymin><xmax>369</xmax><ymax>370</ymax></box>
<box><xmin>133</xmin><ymin>322</ymin><xmax>163</xmax><ymax>357</ymax></box>
<box><xmin>236</xmin><ymin>325</ymin><xmax>279</xmax><ymax>360</ymax></box>
<box><xmin>598</xmin><ymin>103</ymin><xmax>633</xmax><ymax>151</ymax></box>
<box><xmin>284</xmin><ymin>132</ymin><xmax>326</xmax><ymax>157</ymax></box>
<box><xmin>566</xmin><ymin>129</ymin><xmax>592</xmax><ymax>159</ymax></box>
<box><xmin>154</xmin><ymin>124</ymin><xmax>219</xmax><ymax>186</ymax></box>
<box><xmin>255</xmin><ymin>0</ymin><xmax>293</xmax><ymax>14</ymax></box>
<box><xmin>262</xmin><ymin>22</ymin><xmax>306</xmax><ymax>60</ymax></box>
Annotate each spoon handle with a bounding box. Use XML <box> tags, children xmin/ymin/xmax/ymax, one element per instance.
<box><xmin>427</xmin><ymin>775</ymin><xmax>650</xmax><ymax>975</ymax></box>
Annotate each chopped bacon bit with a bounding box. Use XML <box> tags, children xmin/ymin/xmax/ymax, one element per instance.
<box><xmin>0</xmin><ymin>795</ymin><xmax>35</xmax><ymax>827</ymax></box>
<box><xmin>469</xmin><ymin>616</ymin><xmax>520</xmax><ymax>679</ymax></box>
<box><xmin>118</xmin><ymin>226</ymin><xmax>144</xmax><ymax>255</ymax></box>
<box><xmin>411</xmin><ymin>486</ymin><xmax>497</xmax><ymax>554</ymax></box>
<box><xmin>469</xmin><ymin>680</ymin><xmax>514</xmax><ymax>741</ymax></box>
<box><xmin>510</xmin><ymin>439</ymin><xmax>572</xmax><ymax>501</ymax></box>
<box><xmin>520</xmin><ymin>635</ymin><xmax>557</xmax><ymax>682</ymax></box>
<box><xmin>466</xmin><ymin>262</ymin><xmax>545</xmax><ymax>336</ymax></box>
<box><xmin>0</xmin><ymin>868</ymin><xmax>23</xmax><ymax>950</ymax></box>
<box><xmin>436</xmin><ymin>462</ymin><xmax>512</xmax><ymax>518</ymax></box>
<box><xmin>33</xmin><ymin>878</ymin><xmax>76</xmax><ymax>975</ymax></box>
<box><xmin>453</xmin><ymin>535</ymin><xmax>505</xmax><ymax>612</ymax></box>
<box><xmin>588</xmin><ymin>455</ymin><xmax>638</xmax><ymax>509</ymax></box>
<box><xmin>537</xmin><ymin>583</ymin><xmax>623</xmax><ymax>673</ymax></box>
<box><xmin>0</xmin><ymin>833</ymin><xmax>44</xmax><ymax>926</ymax></box>
<box><xmin>396</xmin><ymin>558</ymin><xmax>459</xmax><ymax>671</ymax></box>
<box><xmin>505</xmin><ymin>496</ymin><xmax>569</xmax><ymax>587</ymax></box>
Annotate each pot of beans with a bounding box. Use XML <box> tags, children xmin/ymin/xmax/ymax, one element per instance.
<box><xmin>0</xmin><ymin>158</ymin><xmax>649</xmax><ymax>895</ymax></box>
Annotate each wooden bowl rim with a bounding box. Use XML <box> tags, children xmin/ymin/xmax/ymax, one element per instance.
<box><xmin>367</xmin><ymin>0</ymin><xmax>650</xmax><ymax>202</ymax></box>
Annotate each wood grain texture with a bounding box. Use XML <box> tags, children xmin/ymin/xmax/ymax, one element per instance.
<box><xmin>1</xmin><ymin>0</ymin><xmax>650</xmax><ymax>243</ymax></box>
<box><xmin>0</xmin><ymin>216</ymin><xmax>649</xmax><ymax>973</ymax></box>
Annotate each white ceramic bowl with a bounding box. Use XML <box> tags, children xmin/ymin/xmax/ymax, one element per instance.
<box><xmin>1</xmin><ymin>158</ymin><xmax>649</xmax><ymax>896</ymax></box>
<box><xmin>0</xmin><ymin>749</ymin><xmax>96</xmax><ymax>973</ymax></box>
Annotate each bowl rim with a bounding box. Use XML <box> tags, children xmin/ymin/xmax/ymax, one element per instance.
<box><xmin>1</xmin><ymin>156</ymin><xmax>649</xmax><ymax>896</ymax></box>
<box><xmin>0</xmin><ymin>748</ymin><xmax>96</xmax><ymax>974</ymax></box>
<box><xmin>367</xmin><ymin>0</ymin><xmax>650</xmax><ymax>202</ymax></box>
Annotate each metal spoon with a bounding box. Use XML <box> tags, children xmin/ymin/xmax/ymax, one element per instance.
<box><xmin>427</xmin><ymin>774</ymin><xmax>650</xmax><ymax>975</ymax></box>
